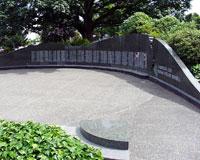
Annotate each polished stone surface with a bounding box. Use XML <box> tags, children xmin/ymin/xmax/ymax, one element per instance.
<box><xmin>0</xmin><ymin>68</ymin><xmax>199</xmax><ymax>160</ymax></box>
<box><xmin>80</xmin><ymin>119</ymin><xmax>128</xmax><ymax>149</ymax></box>
<box><xmin>61</xmin><ymin>126</ymin><xmax>129</xmax><ymax>160</ymax></box>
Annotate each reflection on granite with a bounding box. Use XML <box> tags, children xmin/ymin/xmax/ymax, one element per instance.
<box><xmin>80</xmin><ymin>119</ymin><xmax>129</xmax><ymax>150</ymax></box>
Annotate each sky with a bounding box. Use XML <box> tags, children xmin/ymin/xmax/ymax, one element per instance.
<box><xmin>27</xmin><ymin>0</ymin><xmax>200</xmax><ymax>40</ymax></box>
<box><xmin>189</xmin><ymin>0</ymin><xmax>200</xmax><ymax>14</ymax></box>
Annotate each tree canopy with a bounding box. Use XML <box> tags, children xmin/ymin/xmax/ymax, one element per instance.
<box><xmin>0</xmin><ymin>0</ymin><xmax>192</xmax><ymax>48</ymax></box>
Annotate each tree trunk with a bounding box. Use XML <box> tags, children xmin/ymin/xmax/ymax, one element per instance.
<box><xmin>81</xmin><ymin>24</ymin><xmax>94</xmax><ymax>40</ymax></box>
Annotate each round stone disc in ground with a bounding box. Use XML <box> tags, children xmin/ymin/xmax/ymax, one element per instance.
<box><xmin>80</xmin><ymin>119</ymin><xmax>129</xmax><ymax>150</ymax></box>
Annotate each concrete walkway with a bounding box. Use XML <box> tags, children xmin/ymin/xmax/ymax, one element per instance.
<box><xmin>0</xmin><ymin>68</ymin><xmax>199</xmax><ymax>160</ymax></box>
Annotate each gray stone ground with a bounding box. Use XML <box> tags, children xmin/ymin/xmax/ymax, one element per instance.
<box><xmin>0</xmin><ymin>68</ymin><xmax>199</xmax><ymax>160</ymax></box>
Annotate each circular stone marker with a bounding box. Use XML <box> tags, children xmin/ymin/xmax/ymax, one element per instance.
<box><xmin>80</xmin><ymin>119</ymin><xmax>129</xmax><ymax>150</ymax></box>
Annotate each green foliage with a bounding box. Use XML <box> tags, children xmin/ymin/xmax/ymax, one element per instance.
<box><xmin>119</xmin><ymin>12</ymin><xmax>154</xmax><ymax>35</ymax></box>
<box><xmin>69</xmin><ymin>32</ymin><xmax>90</xmax><ymax>46</ymax></box>
<box><xmin>191</xmin><ymin>64</ymin><xmax>200</xmax><ymax>79</ymax></box>
<box><xmin>70</xmin><ymin>38</ymin><xmax>90</xmax><ymax>46</ymax></box>
<box><xmin>0</xmin><ymin>120</ymin><xmax>103</xmax><ymax>160</ymax></box>
<box><xmin>167</xmin><ymin>29</ymin><xmax>200</xmax><ymax>65</ymax></box>
<box><xmin>1</xmin><ymin>34</ymin><xmax>27</xmax><ymax>52</ymax></box>
<box><xmin>185</xmin><ymin>13</ymin><xmax>200</xmax><ymax>29</ymax></box>
<box><xmin>0</xmin><ymin>0</ymin><xmax>192</xmax><ymax>41</ymax></box>
<box><xmin>0</xmin><ymin>1</ymin><xmax>28</xmax><ymax>50</ymax></box>
<box><xmin>154</xmin><ymin>16</ymin><xmax>180</xmax><ymax>35</ymax></box>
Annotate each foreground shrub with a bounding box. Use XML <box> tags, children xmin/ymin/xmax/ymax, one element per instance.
<box><xmin>167</xmin><ymin>29</ymin><xmax>200</xmax><ymax>66</ymax></box>
<box><xmin>119</xmin><ymin>12</ymin><xmax>154</xmax><ymax>35</ymax></box>
<box><xmin>191</xmin><ymin>64</ymin><xmax>200</xmax><ymax>79</ymax></box>
<box><xmin>0</xmin><ymin>120</ymin><xmax>103</xmax><ymax>160</ymax></box>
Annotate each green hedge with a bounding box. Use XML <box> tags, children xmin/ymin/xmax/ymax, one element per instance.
<box><xmin>167</xmin><ymin>29</ymin><xmax>200</xmax><ymax>66</ymax></box>
<box><xmin>119</xmin><ymin>12</ymin><xmax>154</xmax><ymax>35</ymax></box>
<box><xmin>119</xmin><ymin>12</ymin><xmax>200</xmax><ymax>79</ymax></box>
<box><xmin>0</xmin><ymin>120</ymin><xmax>103</xmax><ymax>160</ymax></box>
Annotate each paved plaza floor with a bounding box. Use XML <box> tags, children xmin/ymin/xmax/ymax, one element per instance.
<box><xmin>0</xmin><ymin>68</ymin><xmax>199</xmax><ymax>160</ymax></box>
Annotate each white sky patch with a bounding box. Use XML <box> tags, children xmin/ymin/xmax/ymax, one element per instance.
<box><xmin>188</xmin><ymin>0</ymin><xmax>200</xmax><ymax>14</ymax></box>
<box><xmin>26</xmin><ymin>32</ymin><xmax>40</xmax><ymax>40</ymax></box>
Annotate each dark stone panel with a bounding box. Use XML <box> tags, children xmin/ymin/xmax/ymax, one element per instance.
<box><xmin>69</xmin><ymin>50</ymin><xmax>77</xmax><ymax>63</ymax></box>
<box><xmin>115</xmin><ymin>51</ymin><xmax>122</xmax><ymax>65</ymax></box>
<box><xmin>107</xmin><ymin>51</ymin><xmax>115</xmax><ymax>65</ymax></box>
<box><xmin>0</xmin><ymin>33</ymin><xmax>199</xmax><ymax>105</ymax></box>
<box><xmin>152</xmin><ymin>39</ymin><xmax>200</xmax><ymax>104</ymax></box>
<box><xmin>77</xmin><ymin>50</ymin><xmax>85</xmax><ymax>63</ymax></box>
<box><xmin>80</xmin><ymin>119</ymin><xmax>129</xmax><ymax>150</ymax></box>
<box><xmin>128</xmin><ymin>52</ymin><xmax>134</xmax><ymax>68</ymax></box>
<box><xmin>85</xmin><ymin>50</ymin><xmax>93</xmax><ymax>63</ymax></box>
<box><xmin>122</xmin><ymin>51</ymin><xmax>128</xmax><ymax>66</ymax></box>
<box><xmin>100</xmin><ymin>51</ymin><xmax>108</xmax><ymax>64</ymax></box>
<box><xmin>92</xmin><ymin>50</ymin><xmax>100</xmax><ymax>64</ymax></box>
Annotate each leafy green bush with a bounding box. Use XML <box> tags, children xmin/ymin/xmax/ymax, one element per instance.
<box><xmin>0</xmin><ymin>34</ymin><xmax>27</xmax><ymax>52</ymax></box>
<box><xmin>154</xmin><ymin>16</ymin><xmax>180</xmax><ymax>34</ymax></box>
<box><xmin>70</xmin><ymin>38</ymin><xmax>90</xmax><ymax>46</ymax></box>
<box><xmin>185</xmin><ymin>13</ymin><xmax>200</xmax><ymax>29</ymax></box>
<box><xmin>119</xmin><ymin>12</ymin><xmax>154</xmax><ymax>35</ymax></box>
<box><xmin>191</xmin><ymin>64</ymin><xmax>200</xmax><ymax>79</ymax></box>
<box><xmin>69</xmin><ymin>31</ymin><xmax>90</xmax><ymax>46</ymax></box>
<box><xmin>167</xmin><ymin>28</ymin><xmax>200</xmax><ymax>65</ymax></box>
<box><xmin>0</xmin><ymin>120</ymin><xmax>103</xmax><ymax>160</ymax></box>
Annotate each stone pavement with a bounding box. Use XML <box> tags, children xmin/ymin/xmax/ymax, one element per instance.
<box><xmin>0</xmin><ymin>68</ymin><xmax>199</xmax><ymax>160</ymax></box>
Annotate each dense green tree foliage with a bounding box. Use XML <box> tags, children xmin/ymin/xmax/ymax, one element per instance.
<box><xmin>0</xmin><ymin>0</ymin><xmax>29</xmax><ymax>50</ymax></box>
<box><xmin>0</xmin><ymin>0</ymin><xmax>192</xmax><ymax>46</ymax></box>
<box><xmin>185</xmin><ymin>13</ymin><xmax>200</xmax><ymax>29</ymax></box>
<box><xmin>167</xmin><ymin>29</ymin><xmax>200</xmax><ymax>65</ymax></box>
<box><xmin>119</xmin><ymin>12</ymin><xmax>154</xmax><ymax>35</ymax></box>
<box><xmin>154</xmin><ymin>16</ymin><xmax>180</xmax><ymax>34</ymax></box>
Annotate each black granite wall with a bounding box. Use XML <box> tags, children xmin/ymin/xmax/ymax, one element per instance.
<box><xmin>152</xmin><ymin>39</ymin><xmax>200</xmax><ymax>105</ymax></box>
<box><xmin>0</xmin><ymin>34</ymin><xmax>199</xmax><ymax>105</ymax></box>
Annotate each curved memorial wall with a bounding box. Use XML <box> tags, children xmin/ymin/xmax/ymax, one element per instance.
<box><xmin>0</xmin><ymin>34</ymin><xmax>199</xmax><ymax>105</ymax></box>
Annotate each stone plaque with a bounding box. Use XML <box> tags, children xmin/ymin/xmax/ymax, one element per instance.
<box><xmin>57</xmin><ymin>50</ymin><xmax>61</xmax><ymax>63</ymax></box>
<box><xmin>135</xmin><ymin>52</ymin><xmax>148</xmax><ymax>69</ymax></box>
<box><xmin>65</xmin><ymin>50</ymin><xmax>70</xmax><ymax>62</ymax></box>
<box><xmin>36</xmin><ymin>51</ymin><xmax>40</xmax><ymax>62</ymax></box>
<box><xmin>92</xmin><ymin>50</ymin><xmax>99</xmax><ymax>63</ymax></box>
<box><xmin>69</xmin><ymin>50</ymin><xmax>77</xmax><ymax>63</ymax></box>
<box><xmin>107</xmin><ymin>51</ymin><xmax>115</xmax><ymax>65</ymax></box>
<box><xmin>48</xmin><ymin>51</ymin><xmax>53</xmax><ymax>63</ymax></box>
<box><xmin>61</xmin><ymin>50</ymin><xmax>66</xmax><ymax>63</ymax></box>
<box><xmin>31</xmin><ymin>51</ymin><xmax>36</xmax><ymax>63</ymax></box>
<box><xmin>143</xmin><ymin>53</ymin><xmax>148</xmax><ymax>69</ymax></box>
<box><xmin>128</xmin><ymin>52</ymin><xmax>134</xmax><ymax>67</ymax></box>
<box><xmin>115</xmin><ymin>51</ymin><xmax>122</xmax><ymax>65</ymax></box>
<box><xmin>100</xmin><ymin>51</ymin><xmax>107</xmax><ymax>64</ymax></box>
<box><xmin>122</xmin><ymin>51</ymin><xmax>128</xmax><ymax>66</ymax></box>
<box><xmin>85</xmin><ymin>50</ymin><xmax>93</xmax><ymax>63</ymax></box>
<box><xmin>39</xmin><ymin>51</ymin><xmax>44</xmax><ymax>63</ymax></box>
<box><xmin>77</xmin><ymin>50</ymin><xmax>85</xmax><ymax>63</ymax></box>
<box><xmin>53</xmin><ymin>50</ymin><xmax>57</xmax><ymax>62</ymax></box>
<box><xmin>44</xmin><ymin>50</ymin><xmax>49</xmax><ymax>62</ymax></box>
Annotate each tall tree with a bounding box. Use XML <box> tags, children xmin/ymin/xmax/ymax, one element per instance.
<box><xmin>0</xmin><ymin>0</ymin><xmax>29</xmax><ymax>50</ymax></box>
<box><xmin>67</xmin><ymin>0</ymin><xmax>191</xmax><ymax>39</ymax></box>
<box><xmin>0</xmin><ymin>0</ymin><xmax>192</xmax><ymax>43</ymax></box>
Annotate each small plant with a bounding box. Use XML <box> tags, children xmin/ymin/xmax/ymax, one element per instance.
<box><xmin>0</xmin><ymin>120</ymin><xmax>103</xmax><ymax>160</ymax></box>
<box><xmin>191</xmin><ymin>64</ymin><xmax>200</xmax><ymax>80</ymax></box>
